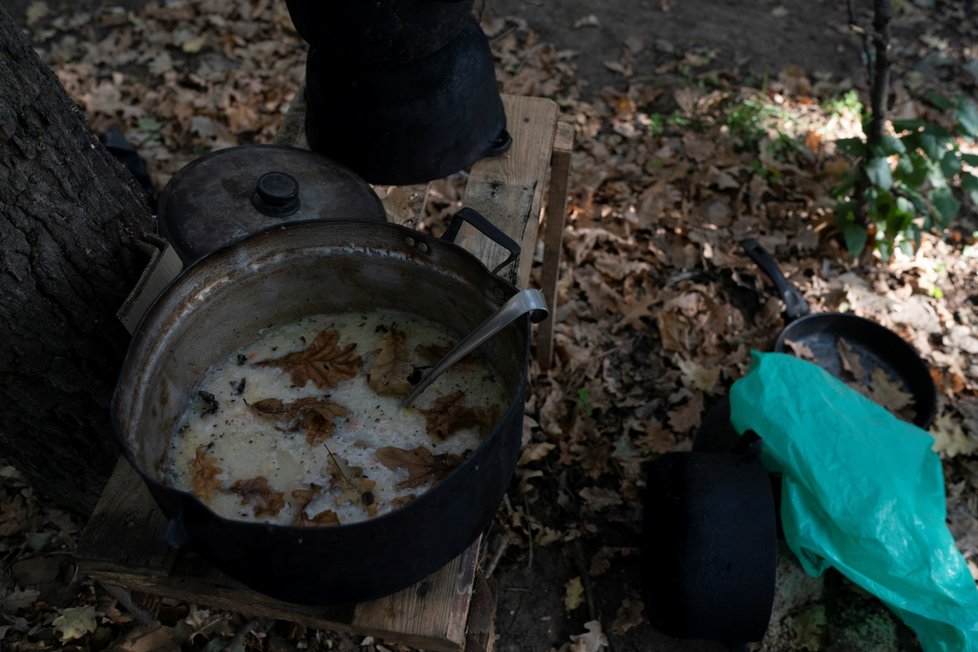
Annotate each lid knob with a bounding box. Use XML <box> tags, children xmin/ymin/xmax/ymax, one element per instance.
<box><xmin>252</xmin><ymin>171</ymin><xmax>300</xmax><ymax>216</ymax></box>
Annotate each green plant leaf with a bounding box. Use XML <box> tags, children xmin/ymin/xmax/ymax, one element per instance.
<box><xmin>891</xmin><ymin>118</ymin><xmax>924</xmax><ymax>132</ymax></box>
<box><xmin>902</xmin><ymin>185</ymin><xmax>929</xmax><ymax>214</ymax></box>
<box><xmin>929</xmin><ymin>187</ymin><xmax>960</xmax><ymax>226</ymax></box>
<box><xmin>872</xmin><ymin>134</ymin><xmax>906</xmax><ymax>157</ymax></box>
<box><xmin>955</xmin><ymin>97</ymin><xmax>978</xmax><ymax>138</ymax></box>
<box><xmin>835</xmin><ymin>137</ymin><xmax>866</xmax><ymax>158</ymax></box>
<box><xmin>962</xmin><ymin>174</ymin><xmax>978</xmax><ymax>205</ymax></box>
<box><xmin>926</xmin><ymin>91</ymin><xmax>954</xmax><ymax>110</ymax></box>
<box><xmin>841</xmin><ymin>222</ymin><xmax>867</xmax><ymax>257</ymax></box>
<box><xmin>865</xmin><ymin>157</ymin><xmax>893</xmax><ymax>190</ymax></box>
<box><xmin>940</xmin><ymin>149</ymin><xmax>962</xmax><ymax>179</ymax></box>
<box><xmin>918</xmin><ymin>133</ymin><xmax>943</xmax><ymax>161</ymax></box>
<box><xmin>962</xmin><ymin>154</ymin><xmax>978</xmax><ymax>166</ymax></box>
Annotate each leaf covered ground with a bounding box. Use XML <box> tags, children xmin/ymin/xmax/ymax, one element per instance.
<box><xmin>2</xmin><ymin>0</ymin><xmax>978</xmax><ymax>650</ymax></box>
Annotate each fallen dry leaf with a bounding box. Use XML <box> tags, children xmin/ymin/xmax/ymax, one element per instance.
<box><xmin>867</xmin><ymin>367</ymin><xmax>915</xmax><ymax>414</ymax></box>
<box><xmin>579</xmin><ymin>486</ymin><xmax>623</xmax><ymax>511</ymax></box>
<box><xmin>667</xmin><ymin>392</ymin><xmax>704</xmax><ymax>433</ymax></box>
<box><xmin>257</xmin><ymin>329</ymin><xmax>362</xmax><ymax>390</ymax></box>
<box><xmin>836</xmin><ymin>338</ymin><xmax>865</xmax><ymax>381</ymax></box>
<box><xmin>376</xmin><ymin>446</ymin><xmax>463</xmax><ymax>489</ymax></box>
<box><xmin>677</xmin><ymin>357</ymin><xmax>721</xmax><ymax>393</ymax></box>
<box><xmin>564</xmin><ymin>576</ymin><xmax>584</xmax><ymax>612</ymax></box>
<box><xmin>189</xmin><ymin>446</ymin><xmax>222</xmax><ymax>503</ymax></box>
<box><xmin>567</xmin><ymin>620</ymin><xmax>609</xmax><ymax>652</ymax></box>
<box><xmin>611</xmin><ymin>596</ymin><xmax>645</xmax><ymax>635</ymax></box>
<box><xmin>230</xmin><ymin>477</ymin><xmax>286</xmax><ymax>517</ymax></box>
<box><xmin>367</xmin><ymin>324</ymin><xmax>413</xmax><ymax>396</ymax></box>
<box><xmin>785</xmin><ymin>339</ymin><xmax>816</xmax><ymax>360</ymax></box>
<box><xmin>250</xmin><ymin>396</ymin><xmax>348</xmax><ymax>446</ymax></box>
<box><xmin>53</xmin><ymin>605</ymin><xmax>97</xmax><ymax>642</ymax></box>
<box><xmin>931</xmin><ymin>412</ymin><xmax>978</xmax><ymax>458</ymax></box>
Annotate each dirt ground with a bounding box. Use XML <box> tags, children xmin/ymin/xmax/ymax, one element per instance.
<box><xmin>3</xmin><ymin>0</ymin><xmax>978</xmax><ymax>651</ymax></box>
<box><xmin>487</xmin><ymin>0</ymin><xmax>862</xmax><ymax>94</ymax></box>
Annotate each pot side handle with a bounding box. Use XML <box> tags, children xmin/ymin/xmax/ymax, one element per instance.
<box><xmin>740</xmin><ymin>238</ymin><xmax>810</xmax><ymax>322</ymax></box>
<box><xmin>442</xmin><ymin>207</ymin><xmax>520</xmax><ymax>276</ymax></box>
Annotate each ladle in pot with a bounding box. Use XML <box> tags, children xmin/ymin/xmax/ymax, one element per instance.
<box><xmin>400</xmin><ymin>288</ymin><xmax>549</xmax><ymax>409</ymax></box>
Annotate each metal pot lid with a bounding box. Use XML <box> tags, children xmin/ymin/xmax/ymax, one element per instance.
<box><xmin>156</xmin><ymin>144</ymin><xmax>387</xmax><ymax>264</ymax></box>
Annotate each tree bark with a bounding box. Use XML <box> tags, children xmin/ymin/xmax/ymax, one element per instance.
<box><xmin>0</xmin><ymin>6</ymin><xmax>154</xmax><ymax>514</ymax></box>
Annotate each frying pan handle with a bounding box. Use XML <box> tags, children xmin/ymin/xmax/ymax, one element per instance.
<box><xmin>740</xmin><ymin>238</ymin><xmax>810</xmax><ymax>322</ymax></box>
<box><xmin>442</xmin><ymin>207</ymin><xmax>520</xmax><ymax>276</ymax></box>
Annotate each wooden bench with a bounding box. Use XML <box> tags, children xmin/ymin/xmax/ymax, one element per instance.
<box><xmin>77</xmin><ymin>92</ymin><xmax>572</xmax><ymax>651</ymax></box>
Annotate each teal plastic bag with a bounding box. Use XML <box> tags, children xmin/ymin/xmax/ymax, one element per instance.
<box><xmin>729</xmin><ymin>351</ymin><xmax>978</xmax><ymax>652</ymax></box>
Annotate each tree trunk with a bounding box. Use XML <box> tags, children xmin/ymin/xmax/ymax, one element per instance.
<box><xmin>0</xmin><ymin>6</ymin><xmax>155</xmax><ymax>515</ymax></box>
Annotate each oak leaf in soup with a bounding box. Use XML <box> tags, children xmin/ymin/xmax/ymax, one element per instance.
<box><xmin>419</xmin><ymin>390</ymin><xmax>499</xmax><ymax>440</ymax></box>
<box><xmin>327</xmin><ymin>453</ymin><xmax>377</xmax><ymax>517</ymax></box>
<box><xmin>257</xmin><ymin>329</ymin><xmax>362</xmax><ymax>390</ymax></box>
<box><xmin>376</xmin><ymin>446</ymin><xmax>463</xmax><ymax>489</ymax></box>
<box><xmin>250</xmin><ymin>396</ymin><xmax>348</xmax><ymax>446</ymax></box>
<box><xmin>190</xmin><ymin>446</ymin><xmax>222</xmax><ymax>503</ymax></box>
<box><xmin>290</xmin><ymin>483</ymin><xmax>340</xmax><ymax>526</ymax></box>
<box><xmin>230</xmin><ymin>476</ymin><xmax>286</xmax><ymax>517</ymax></box>
<box><xmin>367</xmin><ymin>323</ymin><xmax>413</xmax><ymax>396</ymax></box>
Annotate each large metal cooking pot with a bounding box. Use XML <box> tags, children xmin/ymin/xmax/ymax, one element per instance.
<box><xmin>304</xmin><ymin>17</ymin><xmax>511</xmax><ymax>185</ymax></box>
<box><xmin>285</xmin><ymin>0</ymin><xmax>474</xmax><ymax>67</ymax></box>
<box><xmin>113</xmin><ymin>211</ymin><xmax>533</xmax><ymax>604</ymax></box>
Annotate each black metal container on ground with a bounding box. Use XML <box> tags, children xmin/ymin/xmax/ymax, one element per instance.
<box><xmin>304</xmin><ymin>18</ymin><xmax>511</xmax><ymax>185</ymax></box>
<box><xmin>113</xmin><ymin>214</ymin><xmax>532</xmax><ymax>604</ymax></box>
<box><xmin>642</xmin><ymin>451</ymin><xmax>777</xmax><ymax>644</ymax></box>
<box><xmin>285</xmin><ymin>0</ymin><xmax>474</xmax><ymax>67</ymax></box>
<box><xmin>156</xmin><ymin>145</ymin><xmax>387</xmax><ymax>265</ymax></box>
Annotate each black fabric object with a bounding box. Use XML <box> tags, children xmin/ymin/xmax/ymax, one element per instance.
<box><xmin>284</xmin><ymin>0</ymin><xmax>474</xmax><ymax>67</ymax></box>
<box><xmin>642</xmin><ymin>451</ymin><xmax>777</xmax><ymax>644</ymax></box>
<box><xmin>303</xmin><ymin>18</ymin><xmax>510</xmax><ymax>185</ymax></box>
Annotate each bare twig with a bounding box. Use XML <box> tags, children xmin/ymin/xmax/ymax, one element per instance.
<box><xmin>485</xmin><ymin>531</ymin><xmax>513</xmax><ymax>578</ymax></box>
<box><xmin>572</xmin><ymin>539</ymin><xmax>598</xmax><ymax>623</ymax></box>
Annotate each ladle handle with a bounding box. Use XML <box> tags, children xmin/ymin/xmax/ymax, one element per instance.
<box><xmin>442</xmin><ymin>207</ymin><xmax>520</xmax><ymax>276</ymax></box>
<box><xmin>740</xmin><ymin>238</ymin><xmax>810</xmax><ymax>322</ymax></box>
<box><xmin>400</xmin><ymin>288</ymin><xmax>549</xmax><ymax>409</ymax></box>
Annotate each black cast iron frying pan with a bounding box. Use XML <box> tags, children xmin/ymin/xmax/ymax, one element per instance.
<box><xmin>741</xmin><ymin>238</ymin><xmax>937</xmax><ymax>429</ymax></box>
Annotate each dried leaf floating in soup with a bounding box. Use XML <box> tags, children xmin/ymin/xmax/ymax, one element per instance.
<box><xmin>327</xmin><ymin>452</ymin><xmax>377</xmax><ymax>517</ymax></box>
<box><xmin>290</xmin><ymin>484</ymin><xmax>340</xmax><ymax>526</ymax></box>
<box><xmin>257</xmin><ymin>329</ymin><xmax>362</xmax><ymax>390</ymax></box>
<box><xmin>190</xmin><ymin>446</ymin><xmax>222</xmax><ymax>503</ymax></box>
<box><xmin>367</xmin><ymin>323</ymin><xmax>413</xmax><ymax>396</ymax></box>
<box><xmin>249</xmin><ymin>396</ymin><xmax>349</xmax><ymax>446</ymax></box>
<box><xmin>230</xmin><ymin>476</ymin><xmax>286</xmax><ymax>517</ymax></box>
<box><xmin>419</xmin><ymin>391</ymin><xmax>500</xmax><ymax>440</ymax></box>
<box><xmin>376</xmin><ymin>446</ymin><xmax>463</xmax><ymax>489</ymax></box>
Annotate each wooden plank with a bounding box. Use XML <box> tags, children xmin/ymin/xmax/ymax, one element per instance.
<box><xmin>353</xmin><ymin>542</ymin><xmax>478</xmax><ymax>650</ymax></box>
<box><xmin>78</xmin><ymin>459</ymin><xmax>479</xmax><ymax>651</ymax></box>
<box><xmin>77</xmin><ymin>458</ymin><xmax>174</xmax><ymax>576</ymax></box>
<box><xmin>460</xmin><ymin>95</ymin><xmax>559</xmax><ymax>288</ymax></box>
<box><xmin>464</xmin><ymin>571</ymin><xmax>497</xmax><ymax>652</ymax></box>
<box><xmin>535</xmin><ymin>121</ymin><xmax>574</xmax><ymax>368</ymax></box>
